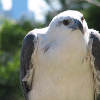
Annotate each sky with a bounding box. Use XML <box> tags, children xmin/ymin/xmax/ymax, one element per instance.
<box><xmin>1</xmin><ymin>0</ymin><xmax>50</xmax><ymax>21</ymax></box>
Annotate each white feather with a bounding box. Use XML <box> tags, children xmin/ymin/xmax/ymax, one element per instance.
<box><xmin>27</xmin><ymin>10</ymin><xmax>94</xmax><ymax>100</ymax></box>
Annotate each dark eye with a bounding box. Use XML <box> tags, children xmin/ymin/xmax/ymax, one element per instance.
<box><xmin>81</xmin><ymin>16</ymin><xmax>84</xmax><ymax>22</ymax></box>
<box><xmin>63</xmin><ymin>20</ymin><xmax>69</xmax><ymax>25</ymax></box>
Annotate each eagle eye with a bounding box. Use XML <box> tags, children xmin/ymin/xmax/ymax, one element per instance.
<box><xmin>81</xmin><ymin>16</ymin><xmax>84</xmax><ymax>22</ymax></box>
<box><xmin>63</xmin><ymin>20</ymin><xmax>69</xmax><ymax>25</ymax></box>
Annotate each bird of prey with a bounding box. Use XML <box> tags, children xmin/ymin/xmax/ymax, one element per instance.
<box><xmin>20</xmin><ymin>10</ymin><xmax>100</xmax><ymax>100</ymax></box>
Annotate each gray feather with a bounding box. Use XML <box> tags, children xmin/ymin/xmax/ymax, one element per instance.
<box><xmin>89</xmin><ymin>29</ymin><xmax>100</xmax><ymax>100</ymax></box>
<box><xmin>20</xmin><ymin>31</ymin><xmax>37</xmax><ymax>100</ymax></box>
<box><xmin>90</xmin><ymin>30</ymin><xmax>100</xmax><ymax>71</ymax></box>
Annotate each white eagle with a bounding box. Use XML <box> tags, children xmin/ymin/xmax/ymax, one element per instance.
<box><xmin>20</xmin><ymin>10</ymin><xmax>100</xmax><ymax>100</ymax></box>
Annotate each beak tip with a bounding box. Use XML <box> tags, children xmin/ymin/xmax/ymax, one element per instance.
<box><xmin>70</xmin><ymin>19</ymin><xmax>84</xmax><ymax>34</ymax></box>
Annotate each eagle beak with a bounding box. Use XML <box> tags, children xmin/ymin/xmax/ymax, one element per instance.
<box><xmin>70</xmin><ymin>19</ymin><xmax>84</xmax><ymax>34</ymax></box>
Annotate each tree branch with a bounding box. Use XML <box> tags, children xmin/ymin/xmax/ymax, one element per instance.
<box><xmin>75</xmin><ymin>0</ymin><xmax>100</xmax><ymax>7</ymax></box>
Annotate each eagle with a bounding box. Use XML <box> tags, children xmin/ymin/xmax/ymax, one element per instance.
<box><xmin>20</xmin><ymin>10</ymin><xmax>100</xmax><ymax>100</ymax></box>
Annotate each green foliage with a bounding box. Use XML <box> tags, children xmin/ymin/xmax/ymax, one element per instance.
<box><xmin>85</xmin><ymin>5</ymin><xmax>100</xmax><ymax>31</ymax></box>
<box><xmin>1</xmin><ymin>20</ymin><xmax>34</xmax><ymax>54</ymax></box>
<box><xmin>0</xmin><ymin>51</ymin><xmax>24</xmax><ymax>100</ymax></box>
<box><xmin>0</xmin><ymin>20</ymin><xmax>34</xmax><ymax>100</ymax></box>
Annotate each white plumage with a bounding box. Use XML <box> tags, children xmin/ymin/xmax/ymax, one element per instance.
<box><xmin>20</xmin><ymin>10</ymin><xmax>100</xmax><ymax>100</ymax></box>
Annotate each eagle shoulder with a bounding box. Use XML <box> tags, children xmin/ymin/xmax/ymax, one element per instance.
<box><xmin>20</xmin><ymin>30</ymin><xmax>38</xmax><ymax>100</ymax></box>
<box><xmin>89</xmin><ymin>29</ymin><xmax>100</xmax><ymax>100</ymax></box>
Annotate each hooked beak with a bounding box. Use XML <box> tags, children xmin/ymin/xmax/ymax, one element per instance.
<box><xmin>70</xmin><ymin>19</ymin><xmax>84</xmax><ymax>34</ymax></box>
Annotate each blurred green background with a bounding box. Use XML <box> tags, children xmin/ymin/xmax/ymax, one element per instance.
<box><xmin>0</xmin><ymin>0</ymin><xmax>100</xmax><ymax>100</ymax></box>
